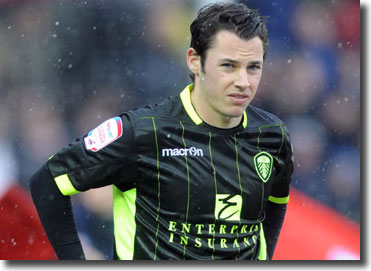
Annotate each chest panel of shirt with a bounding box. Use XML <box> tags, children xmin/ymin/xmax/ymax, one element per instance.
<box><xmin>134</xmin><ymin>117</ymin><xmax>284</xmax><ymax>222</ymax></box>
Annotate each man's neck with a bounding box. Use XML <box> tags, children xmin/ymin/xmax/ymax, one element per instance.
<box><xmin>190</xmin><ymin>87</ymin><xmax>242</xmax><ymax>129</ymax></box>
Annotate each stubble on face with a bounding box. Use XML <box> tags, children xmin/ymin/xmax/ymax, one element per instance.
<box><xmin>191</xmin><ymin>31</ymin><xmax>264</xmax><ymax>129</ymax></box>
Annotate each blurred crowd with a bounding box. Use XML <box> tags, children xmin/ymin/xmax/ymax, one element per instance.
<box><xmin>0</xmin><ymin>0</ymin><xmax>360</xmax><ymax>260</ymax></box>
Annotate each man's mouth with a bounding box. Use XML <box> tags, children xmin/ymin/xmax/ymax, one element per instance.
<box><xmin>228</xmin><ymin>93</ymin><xmax>249</xmax><ymax>103</ymax></box>
<box><xmin>229</xmin><ymin>94</ymin><xmax>248</xmax><ymax>99</ymax></box>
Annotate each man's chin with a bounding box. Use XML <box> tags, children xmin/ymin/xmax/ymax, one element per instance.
<box><xmin>228</xmin><ymin>107</ymin><xmax>248</xmax><ymax>117</ymax></box>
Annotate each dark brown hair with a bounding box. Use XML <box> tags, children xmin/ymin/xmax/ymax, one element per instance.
<box><xmin>189</xmin><ymin>2</ymin><xmax>269</xmax><ymax>81</ymax></box>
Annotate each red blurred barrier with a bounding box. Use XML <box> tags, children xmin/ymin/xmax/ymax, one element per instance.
<box><xmin>0</xmin><ymin>183</ymin><xmax>57</xmax><ymax>260</ymax></box>
<box><xmin>274</xmin><ymin>188</ymin><xmax>360</xmax><ymax>260</ymax></box>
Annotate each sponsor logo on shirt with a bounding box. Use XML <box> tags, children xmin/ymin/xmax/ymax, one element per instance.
<box><xmin>167</xmin><ymin>220</ymin><xmax>259</xmax><ymax>250</ymax></box>
<box><xmin>215</xmin><ymin>194</ymin><xmax>242</xmax><ymax>221</ymax></box>
<box><xmin>161</xmin><ymin>147</ymin><xmax>204</xmax><ymax>157</ymax></box>
<box><xmin>84</xmin><ymin>117</ymin><xmax>123</xmax><ymax>152</ymax></box>
<box><xmin>166</xmin><ymin>194</ymin><xmax>261</xmax><ymax>252</ymax></box>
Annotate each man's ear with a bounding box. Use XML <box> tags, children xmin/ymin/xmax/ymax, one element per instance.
<box><xmin>187</xmin><ymin>48</ymin><xmax>201</xmax><ymax>77</ymax></box>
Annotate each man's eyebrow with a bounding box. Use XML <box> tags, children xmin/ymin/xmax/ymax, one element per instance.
<box><xmin>219</xmin><ymin>58</ymin><xmax>263</xmax><ymax>65</ymax></box>
<box><xmin>220</xmin><ymin>58</ymin><xmax>239</xmax><ymax>64</ymax></box>
<box><xmin>249</xmin><ymin>60</ymin><xmax>263</xmax><ymax>65</ymax></box>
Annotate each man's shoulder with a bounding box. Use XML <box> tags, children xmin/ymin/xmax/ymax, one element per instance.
<box><xmin>245</xmin><ymin>105</ymin><xmax>292</xmax><ymax>154</ymax></box>
<box><xmin>246</xmin><ymin>104</ymin><xmax>286</xmax><ymax>128</ymax></box>
<box><xmin>125</xmin><ymin>95</ymin><xmax>185</xmax><ymax>122</ymax></box>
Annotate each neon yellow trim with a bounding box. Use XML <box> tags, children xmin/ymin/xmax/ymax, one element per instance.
<box><xmin>208</xmin><ymin>132</ymin><xmax>217</xmax><ymax>260</ymax></box>
<box><xmin>152</xmin><ymin>117</ymin><xmax>161</xmax><ymax>260</ymax></box>
<box><xmin>268</xmin><ymin>195</ymin><xmax>290</xmax><ymax>204</ymax></box>
<box><xmin>54</xmin><ymin>174</ymin><xmax>80</xmax><ymax>196</ymax></box>
<box><xmin>234</xmin><ymin>135</ymin><xmax>242</xmax><ymax>257</ymax></box>
<box><xmin>258</xmin><ymin>222</ymin><xmax>267</xmax><ymax>260</ymax></box>
<box><xmin>180</xmin><ymin>84</ymin><xmax>203</xmax><ymax>125</ymax></box>
<box><xmin>180</xmin><ymin>121</ymin><xmax>191</xmax><ymax>259</ymax></box>
<box><xmin>242</xmin><ymin>111</ymin><xmax>248</xmax><ymax>128</ymax></box>
<box><xmin>48</xmin><ymin>155</ymin><xmax>54</xmax><ymax>160</ymax></box>
<box><xmin>113</xmin><ymin>187</ymin><xmax>137</xmax><ymax>260</ymax></box>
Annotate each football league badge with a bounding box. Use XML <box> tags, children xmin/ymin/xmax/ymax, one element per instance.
<box><xmin>84</xmin><ymin>117</ymin><xmax>123</xmax><ymax>152</ymax></box>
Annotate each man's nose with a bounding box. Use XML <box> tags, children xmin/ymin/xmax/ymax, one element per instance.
<box><xmin>234</xmin><ymin>70</ymin><xmax>250</xmax><ymax>89</ymax></box>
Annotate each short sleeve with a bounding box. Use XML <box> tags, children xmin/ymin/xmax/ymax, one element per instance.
<box><xmin>268</xmin><ymin>124</ymin><xmax>294</xmax><ymax>204</ymax></box>
<box><xmin>48</xmin><ymin>113</ymin><xmax>137</xmax><ymax>195</ymax></box>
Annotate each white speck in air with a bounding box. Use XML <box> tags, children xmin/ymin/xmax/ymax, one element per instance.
<box><xmin>28</xmin><ymin>237</ymin><xmax>35</xmax><ymax>245</ymax></box>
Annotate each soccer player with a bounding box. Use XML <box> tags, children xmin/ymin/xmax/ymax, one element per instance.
<box><xmin>30</xmin><ymin>2</ymin><xmax>293</xmax><ymax>260</ymax></box>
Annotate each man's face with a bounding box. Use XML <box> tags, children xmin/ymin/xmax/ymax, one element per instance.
<box><xmin>191</xmin><ymin>30</ymin><xmax>264</xmax><ymax>128</ymax></box>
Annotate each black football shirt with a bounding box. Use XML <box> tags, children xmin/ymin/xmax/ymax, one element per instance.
<box><xmin>47</xmin><ymin>84</ymin><xmax>294</xmax><ymax>260</ymax></box>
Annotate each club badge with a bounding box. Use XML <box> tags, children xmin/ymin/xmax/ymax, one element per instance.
<box><xmin>253</xmin><ymin>151</ymin><xmax>273</xmax><ymax>183</ymax></box>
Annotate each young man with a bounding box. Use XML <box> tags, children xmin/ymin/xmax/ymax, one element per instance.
<box><xmin>30</xmin><ymin>2</ymin><xmax>293</xmax><ymax>260</ymax></box>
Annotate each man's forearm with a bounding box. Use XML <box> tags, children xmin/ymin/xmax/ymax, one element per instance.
<box><xmin>262</xmin><ymin>201</ymin><xmax>287</xmax><ymax>260</ymax></box>
<box><xmin>30</xmin><ymin>163</ymin><xmax>85</xmax><ymax>260</ymax></box>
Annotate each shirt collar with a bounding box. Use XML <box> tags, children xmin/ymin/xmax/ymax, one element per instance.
<box><xmin>180</xmin><ymin>84</ymin><xmax>248</xmax><ymax>128</ymax></box>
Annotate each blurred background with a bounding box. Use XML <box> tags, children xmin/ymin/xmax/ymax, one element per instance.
<box><xmin>0</xmin><ymin>0</ymin><xmax>360</xmax><ymax>260</ymax></box>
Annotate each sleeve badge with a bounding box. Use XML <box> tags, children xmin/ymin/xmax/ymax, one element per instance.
<box><xmin>84</xmin><ymin>117</ymin><xmax>123</xmax><ymax>152</ymax></box>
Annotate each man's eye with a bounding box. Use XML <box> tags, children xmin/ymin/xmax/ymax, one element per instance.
<box><xmin>222</xmin><ymin>63</ymin><xmax>233</xmax><ymax>68</ymax></box>
<box><xmin>249</xmin><ymin>64</ymin><xmax>261</xmax><ymax>70</ymax></box>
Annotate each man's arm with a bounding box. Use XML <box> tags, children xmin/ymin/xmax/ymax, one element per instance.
<box><xmin>262</xmin><ymin>124</ymin><xmax>293</xmax><ymax>260</ymax></box>
<box><xmin>30</xmin><ymin>163</ymin><xmax>85</xmax><ymax>260</ymax></box>
<box><xmin>262</xmin><ymin>201</ymin><xmax>287</xmax><ymax>260</ymax></box>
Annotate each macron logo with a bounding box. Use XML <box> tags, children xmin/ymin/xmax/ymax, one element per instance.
<box><xmin>162</xmin><ymin>147</ymin><xmax>204</xmax><ymax>157</ymax></box>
